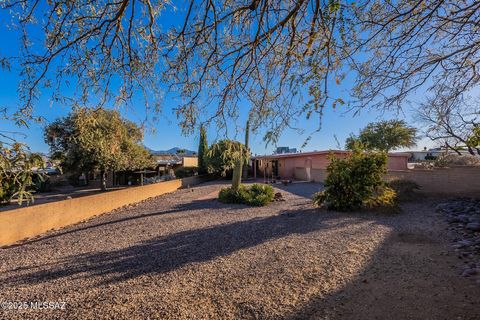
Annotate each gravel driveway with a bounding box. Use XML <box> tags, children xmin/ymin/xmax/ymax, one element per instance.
<box><xmin>0</xmin><ymin>181</ymin><xmax>479</xmax><ymax>319</ymax></box>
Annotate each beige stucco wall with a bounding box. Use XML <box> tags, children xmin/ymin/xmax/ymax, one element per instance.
<box><xmin>0</xmin><ymin>175</ymin><xmax>208</xmax><ymax>247</ymax></box>
<box><xmin>182</xmin><ymin>156</ymin><xmax>198</xmax><ymax>167</ymax></box>
<box><xmin>298</xmin><ymin>166</ymin><xmax>479</xmax><ymax>195</ymax></box>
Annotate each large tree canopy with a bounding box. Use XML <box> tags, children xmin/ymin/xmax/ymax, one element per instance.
<box><xmin>45</xmin><ymin>107</ymin><xmax>155</xmax><ymax>190</ymax></box>
<box><xmin>345</xmin><ymin>120</ymin><xmax>418</xmax><ymax>153</ymax></box>
<box><xmin>1</xmin><ymin>0</ymin><xmax>479</xmax><ymax>143</ymax></box>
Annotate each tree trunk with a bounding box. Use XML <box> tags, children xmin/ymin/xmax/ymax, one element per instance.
<box><xmin>232</xmin><ymin>158</ymin><xmax>243</xmax><ymax>191</ymax></box>
<box><xmin>467</xmin><ymin>146</ymin><xmax>475</xmax><ymax>156</ymax></box>
<box><xmin>100</xmin><ymin>170</ymin><xmax>107</xmax><ymax>191</ymax></box>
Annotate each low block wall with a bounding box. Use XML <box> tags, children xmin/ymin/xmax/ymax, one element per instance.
<box><xmin>303</xmin><ymin>166</ymin><xmax>479</xmax><ymax>195</ymax></box>
<box><xmin>386</xmin><ymin>166</ymin><xmax>480</xmax><ymax>194</ymax></box>
<box><xmin>0</xmin><ymin>175</ymin><xmax>210</xmax><ymax>246</ymax></box>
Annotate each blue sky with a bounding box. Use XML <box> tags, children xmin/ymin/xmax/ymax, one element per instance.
<box><xmin>0</xmin><ymin>4</ymin><xmax>434</xmax><ymax>155</ymax></box>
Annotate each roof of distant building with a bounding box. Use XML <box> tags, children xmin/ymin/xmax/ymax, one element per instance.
<box><xmin>252</xmin><ymin>149</ymin><xmax>410</xmax><ymax>160</ymax></box>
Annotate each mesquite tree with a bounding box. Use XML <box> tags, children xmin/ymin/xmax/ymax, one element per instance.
<box><xmin>45</xmin><ymin>107</ymin><xmax>156</xmax><ymax>190</ymax></box>
<box><xmin>1</xmin><ymin>0</ymin><xmax>479</xmax><ymax>142</ymax></box>
<box><xmin>418</xmin><ymin>92</ymin><xmax>480</xmax><ymax>155</ymax></box>
<box><xmin>345</xmin><ymin>120</ymin><xmax>418</xmax><ymax>153</ymax></box>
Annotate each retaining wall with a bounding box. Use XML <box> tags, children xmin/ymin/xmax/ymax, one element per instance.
<box><xmin>0</xmin><ymin>175</ymin><xmax>210</xmax><ymax>246</ymax></box>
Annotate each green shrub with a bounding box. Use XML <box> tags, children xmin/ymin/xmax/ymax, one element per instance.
<box><xmin>218</xmin><ymin>186</ymin><xmax>243</xmax><ymax>204</ymax></box>
<box><xmin>174</xmin><ymin>166</ymin><xmax>198</xmax><ymax>178</ymax></box>
<box><xmin>218</xmin><ymin>184</ymin><xmax>274</xmax><ymax>206</ymax></box>
<box><xmin>313</xmin><ymin>152</ymin><xmax>396</xmax><ymax>211</ymax></box>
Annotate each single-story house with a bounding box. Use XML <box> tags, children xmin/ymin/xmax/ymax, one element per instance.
<box><xmin>251</xmin><ymin>150</ymin><xmax>410</xmax><ymax>182</ymax></box>
<box><xmin>154</xmin><ymin>154</ymin><xmax>198</xmax><ymax>175</ymax></box>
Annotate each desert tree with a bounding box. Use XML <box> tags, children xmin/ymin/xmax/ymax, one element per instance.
<box><xmin>349</xmin><ymin>0</ymin><xmax>480</xmax><ymax>113</ymax></box>
<box><xmin>45</xmin><ymin>107</ymin><xmax>156</xmax><ymax>190</ymax></box>
<box><xmin>345</xmin><ymin>120</ymin><xmax>418</xmax><ymax>153</ymax></box>
<box><xmin>418</xmin><ymin>90</ymin><xmax>480</xmax><ymax>155</ymax></box>
<box><xmin>1</xmin><ymin>0</ymin><xmax>165</xmax><ymax>124</ymax></box>
<box><xmin>1</xmin><ymin>0</ymin><xmax>353</xmax><ymax>142</ymax></box>
<box><xmin>1</xmin><ymin>0</ymin><xmax>479</xmax><ymax>143</ymax></box>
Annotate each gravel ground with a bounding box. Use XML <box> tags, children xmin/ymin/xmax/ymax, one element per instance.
<box><xmin>0</xmin><ymin>181</ymin><xmax>479</xmax><ymax>319</ymax></box>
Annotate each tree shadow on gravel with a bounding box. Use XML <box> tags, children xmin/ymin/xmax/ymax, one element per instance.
<box><xmin>281</xmin><ymin>209</ymin><xmax>480</xmax><ymax>320</ymax></box>
<box><xmin>6</xmin><ymin>208</ymin><xmax>360</xmax><ymax>286</ymax></box>
<box><xmin>4</xmin><ymin>197</ymin><xmax>242</xmax><ymax>249</ymax></box>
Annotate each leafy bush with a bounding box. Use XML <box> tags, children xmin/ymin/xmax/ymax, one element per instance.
<box><xmin>174</xmin><ymin>166</ymin><xmax>198</xmax><ymax>178</ymax></box>
<box><xmin>388</xmin><ymin>179</ymin><xmax>420</xmax><ymax>200</ymax></box>
<box><xmin>0</xmin><ymin>143</ymin><xmax>44</xmax><ymax>205</ymax></box>
<box><xmin>312</xmin><ymin>152</ymin><xmax>396</xmax><ymax>211</ymax></box>
<box><xmin>218</xmin><ymin>184</ymin><xmax>274</xmax><ymax>206</ymax></box>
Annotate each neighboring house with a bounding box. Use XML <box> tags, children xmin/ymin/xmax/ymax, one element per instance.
<box><xmin>274</xmin><ymin>146</ymin><xmax>298</xmax><ymax>154</ymax></box>
<box><xmin>407</xmin><ymin>147</ymin><xmax>479</xmax><ymax>162</ymax></box>
<box><xmin>251</xmin><ymin>150</ymin><xmax>410</xmax><ymax>182</ymax></box>
<box><xmin>408</xmin><ymin>149</ymin><xmax>443</xmax><ymax>162</ymax></box>
<box><xmin>80</xmin><ymin>147</ymin><xmax>198</xmax><ymax>188</ymax></box>
<box><xmin>153</xmin><ymin>153</ymin><xmax>198</xmax><ymax>175</ymax></box>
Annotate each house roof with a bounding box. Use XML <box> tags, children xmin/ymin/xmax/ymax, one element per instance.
<box><xmin>155</xmin><ymin>154</ymin><xmax>183</xmax><ymax>165</ymax></box>
<box><xmin>252</xmin><ymin>149</ymin><xmax>411</xmax><ymax>160</ymax></box>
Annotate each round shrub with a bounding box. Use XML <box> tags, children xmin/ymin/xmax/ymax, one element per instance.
<box><xmin>218</xmin><ymin>184</ymin><xmax>274</xmax><ymax>206</ymax></box>
<box><xmin>218</xmin><ymin>186</ymin><xmax>243</xmax><ymax>204</ymax></box>
<box><xmin>313</xmin><ymin>152</ymin><xmax>397</xmax><ymax>211</ymax></box>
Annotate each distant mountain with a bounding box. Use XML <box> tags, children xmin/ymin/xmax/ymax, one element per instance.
<box><xmin>146</xmin><ymin>146</ymin><xmax>197</xmax><ymax>156</ymax></box>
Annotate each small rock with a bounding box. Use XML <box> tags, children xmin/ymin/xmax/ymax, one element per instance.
<box><xmin>274</xmin><ymin>192</ymin><xmax>285</xmax><ymax>201</ymax></box>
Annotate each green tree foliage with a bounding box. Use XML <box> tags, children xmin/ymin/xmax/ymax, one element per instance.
<box><xmin>0</xmin><ymin>143</ymin><xmax>44</xmax><ymax>205</ymax></box>
<box><xmin>313</xmin><ymin>152</ymin><xmax>396</xmax><ymax>211</ymax></box>
<box><xmin>197</xmin><ymin>124</ymin><xmax>208</xmax><ymax>173</ymax></box>
<box><xmin>5</xmin><ymin>1</ymin><xmax>477</xmax><ymax>146</ymax></box>
<box><xmin>207</xmin><ymin>140</ymin><xmax>249</xmax><ymax>190</ymax></box>
<box><xmin>345</xmin><ymin>120</ymin><xmax>418</xmax><ymax>153</ymax></box>
<box><xmin>45</xmin><ymin>107</ymin><xmax>155</xmax><ymax>190</ymax></box>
